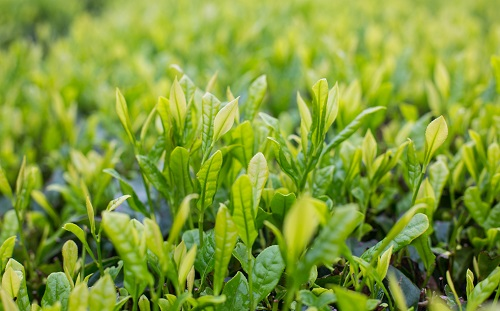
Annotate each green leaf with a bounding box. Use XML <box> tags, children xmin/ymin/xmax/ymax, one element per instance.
<box><xmin>429</xmin><ymin>158</ymin><xmax>449</xmax><ymax>208</ymax></box>
<box><xmin>333</xmin><ymin>286</ymin><xmax>368</xmax><ymax>311</ymax></box>
<box><xmin>411</xmin><ymin>234</ymin><xmax>435</xmax><ymax>276</ymax></box>
<box><xmin>170</xmin><ymin>77</ymin><xmax>187</xmax><ymax>131</ymax></box>
<box><xmin>144</xmin><ymin>218</ymin><xmax>166</xmax><ymax>271</ymax></box>
<box><xmin>41</xmin><ymin>272</ymin><xmax>71</xmax><ymax>311</ymax></box>
<box><xmin>213</xmin><ymin>205</ymin><xmax>239</xmax><ymax>296</ymax></box>
<box><xmin>106</xmin><ymin>195</ymin><xmax>131</xmax><ymax>212</ymax></box>
<box><xmin>388</xmin><ymin>272</ymin><xmax>408</xmax><ymax>311</ymax></box>
<box><xmin>178</xmin><ymin>245</ymin><xmax>197</xmax><ymax>290</ymax></box>
<box><xmin>62</xmin><ymin>224</ymin><xmax>93</xmax><ymax>258</ymax></box>
<box><xmin>300</xmin><ymin>205</ymin><xmax>362</xmax><ymax>281</ymax></box>
<box><xmin>101</xmin><ymin>212</ymin><xmax>151</xmax><ymax>284</ymax></box>
<box><xmin>270</xmin><ymin>192</ymin><xmax>296</xmax><ymax>225</ymax></box>
<box><xmin>89</xmin><ymin>274</ymin><xmax>116</xmax><ymax>311</ymax></box>
<box><xmin>213</xmin><ymin>97</ymin><xmax>239</xmax><ymax>143</ymax></box>
<box><xmin>169</xmin><ymin>147</ymin><xmax>194</xmax><ymax>202</ymax></box>
<box><xmin>434</xmin><ymin>61</ymin><xmax>450</xmax><ymax>99</ymax></box>
<box><xmin>138</xmin><ymin>295</ymin><xmax>151</xmax><ymax>311</ymax></box>
<box><xmin>2</xmin><ymin>267</ymin><xmax>21</xmax><ymax>299</ymax></box>
<box><xmin>388</xmin><ymin>266</ymin><xmax>421</xmax><ymax>310</ymax></box>
<box><xmin>62</xmin><ymin>240</ymin><xmax>78</xmax><ymax>281</ymax></box>
<box><xmin>168</xmin><ymin>194</ymin><xmax>198</xmax><ymax>245</ymax></box>
<box><xmin>231</xmin><ymin>174</ymin><xmax>257</xmax><ymax>247</ymax></box>
<box><xmin>232</xmin><ymin>243</ymin><xmax>254</xmax><ymax>274</ymax></box>
<box><xmin>0</xmin><ymin>164</ymin><xmax>13</xmax><ymax>200</ymax></box>
<box><xmin>68</xmin><ymin>283</ymin><xmax>88</xmax><ymax>311</ymax></box>
<box><xmin>242</xmin><ymin>75</ymin><xmax>267</xmax><ymax>121</ymax></box>
<box><xmin>466</xmin><ymin>267</ymin><xmax>500</xmax><ymax>311</ymax></box>
<box><xmin>323</xmin><ymin>106</ymin><xmax>386</xmax><ymax>155</ymax></box>
<box><xmin>201</xmin><ymin>93</ymin><xmax>221</xmax><ymax>158</ymax></box>
<box><xmin>0</xmin><ymin>287</ymin><xmax>19</xmax><ymax>311</ymax></box>
<box><xmin>219</xmin><ymin>272</ymin><xmax>249</xmax><ymax>311</ymax></box>
<box><xmin>231</xmin><ymin>121</ymin><xmax>254</xmax><ymax>167</ymax></box>
<box><xmin>247</xmin><ymin>152</ymin><xmax>268</xmax><ymax>212</ymax></box>
<box><xmin>423</xmin><ymin>115</ymin><xmax>448</xmax><ymax>166</ymax></box>
<box><xmin>283</xmin><ymin>196</ymin><xmax>320</xmax><ymax>267</ymax></box>
<box><xmin>136</xmin><ymin>155</ymin><xmax>170</xmax><ymax>199</ymax></box>
<box><xmin>324</xmin><ymin>82</ymin><xmax>340</xmax><ymax>132</ymax></box>
<box><xmin>362</xmin><ymin>130</ymin><xmax>377</xmax><ymax>173</ymax></box>
<box><xmin>194</xmin><ymin>231</ymin><xmax>216</xmax><ymax>281</ymax></box>
<box><xmin>362</xmin><ymin>212</ymin><xmax>429</xmax><ymax>262</ymax></box>
<box><xmin>299</xmin><ymin>289</ymin><xmax>337</xmax><ymax>310</ymax></box>
<box><xmin>197</xmin><ymin>150</ymin><xmax>223</xmax><ymax>211</ymax></box>
<box><xmin>5</xmin><ymin>259</ymin><xmax>29</xmax><ymax>311</ymax></box>
<box><xmin>464</xmin><ymin>186</ymin><xmax>489</xmax><ymax>227</ymax></box>
<box><xmin>85</xmin><ymin>197</ymin><xmax>95</xmax><ymax>235</ymax></box>
<box><xmin>0</xmin><ymin>236</ymin><xmax>16</xmax><ymax>270</ymax></box>
<box><xmin>103</xmin><ymin>169</ymin><xmax>149</xmax><ymax>215</ymax></box>
<box><xmin>466</xmin><ymin>269</ymin><xmax>474</xmax><ymax>298</ymax></box>
<box><xmin>115</xmin><ymin>88</ymin><xmax>136</xmax><ymax>146</ymax></box>
<box><xmin>484</xmin><ymin>202</ymin><xmax>500</xmax><ymax>231</ymax></box>
<box><xmin>251</xmin><ymin>245</ymin><xmax>285</xmax><ymax>306</ymax></box>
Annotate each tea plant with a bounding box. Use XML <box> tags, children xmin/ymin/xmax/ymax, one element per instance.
<box><xmin>1</xmin><ymin>0</ymin><xmax>500</xmax><ymax>310</ymax></box>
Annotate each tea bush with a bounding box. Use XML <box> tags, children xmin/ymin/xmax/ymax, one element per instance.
<box><xmin>0</xmin><ymin>0</ymin><xmax>499</xmax><ymax>310</ymax></box>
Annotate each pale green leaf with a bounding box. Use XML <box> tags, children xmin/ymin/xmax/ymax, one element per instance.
<box><xmin>213</xmin><ymin>205</ymin><xmax>239</xmax><ymax>296</ymax></box>
<box><xmin>231</xmin><ymin>174</ymin><xmax>257</xmax><ymax>247</ymax></box>
<box><xmin>213</xmin><ymin>97</ymin><xmax>239</xmax><ymax>143</ymax></box>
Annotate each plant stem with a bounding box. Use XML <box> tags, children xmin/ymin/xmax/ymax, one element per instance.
<box><xmin>411</xmin><ymin>166</ymin><xmax>427</xmax><ymax>205</ymax></box>
<box><xmin>96</xmin><ymin>234</ymin><xmax>105</xmax><ymax>277</ymax></box>
<box><xmin>198</xmin><ymin>212</ymin><xmax>204</xmax><ymax>249</ymax></box>
<box><xmin>248</xmin><ymin>247</ymin><xmax>254</xmax><ymax>310</ymax></box>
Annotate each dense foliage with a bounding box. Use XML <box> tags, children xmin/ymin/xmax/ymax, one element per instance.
<box><xmin>0</xmin><ymin>0</ymin><xmax>499</xmax><ymax>310</ymax></box>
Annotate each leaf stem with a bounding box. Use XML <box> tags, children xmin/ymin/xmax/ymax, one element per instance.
<box><xmin>248</xmin><ymin>247</ymin><xmax>254</xmax><ymax>310</ymax></box>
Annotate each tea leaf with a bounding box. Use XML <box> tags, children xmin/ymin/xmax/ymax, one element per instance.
<box><xmin>283</xmin><ymin>196</ymin><xmax>320</xmax><ymax>266</ymax></box>
<box><xmin>247</xmin><ymin>152</ymin><xmax>268</xmax><ymax>212</ymax></box>
<box><xmin>2</xmin><ymin>267</ymin><xmax>21</xmax><ymax>298</ymax></box>
<box><xmin>62</xmin><ymin>224</ymin><xmax>93</xmax><ymax>257</ymax></box>
<box><xmin>62</xmin><ymin>240</ymin><xmax>78</xmax><ymax>281</ymax></box>
<box><xmin>232</xmin><ymin>174</ymin><xmax>257</xmax><ymax>247</ymax></box>
<box><xmin>115</xmin><ymin>88</ymin><xmax>136</xmax><ymax>146</ymax></box>
<box><xmin>89</xmin><ymin>274</ymin><xmax>115</xmax><ymax>311</ymax></box>
<box><xmin>170</xmin><ymin>77</ymin><xmax>187</xmax><ymax>130</ymax></box>
<box><xmin>169</xmin><ymin>147</ymin><xmax>194</xmax><ymax>201</ymax></box>
<box><xmin>197</xmin><ymin>150</ymin><xmax>222</xmax><ymax>211</ymax></box>
<box><xmin>251</xmin><ymin>245</ymin><xmax>285</xmax><ymax>306</ymax></box>
<box><xmin>466</xmin><ymin>267</ymin><xmax>500</xmax><ymax>311</ymax></box>
<box><xmin>201</xmin><ymin>93</ymin><xmax>221</xmax><ymax>158</ymax></box>
<box><xmin>220</xmin><ymin>272</ymin><xmax>249</xmax><ymax>311</ymax></box>
<box><xmin>41</xmin><ymin>272</ymin><xmax>71</xmax><ymax>311</ymax></box>
<box><xmin>332</xmin><ymin>286</ymin><xmax>368</xmax><ymax>311</ymax></box>
<box><xmin>323</xmin><ymin>106</ymin><xmax>386</xmax><ymax>155</ymax></box>
<box><xmin>136</xmin><ymin>155</ymin><xmax>170</xmax><ymax>198</ymax></box>
<box><xmin>213</xmin><ymin>97</ymin><xmax>239</xmax><ymax>143</ymax></box>
<box><xmin>464</xmin><ymin>186</ymin><xmax>489</xmax><ymax>227</ymax></box>
<box><xmin>242</xmin><ymin>75</ymin><xmax>267</xmax><ymax>121</ymax></box>
<box><xmin>301</xmin><ymin>205</ymin><xmax>362</xmax><ymax>277</ymax></box>
<box><xmin>213</xmin><ymin>205</ymin><xmax>239</xmax><ymax>296</ymax></box>
<box><xmin>68</xmin><ymin>283</ymin><xmax>88</xmax><ymax>311</ymax></box>
<box><xmin>101</xmin><ymin>212</ymin><xmax>151</xmax><ymax>284</ymax></box>
<box><xmin>424</xmin><ymin>115</ymin><xmax>448</xmax><ymax>166</ymax></box>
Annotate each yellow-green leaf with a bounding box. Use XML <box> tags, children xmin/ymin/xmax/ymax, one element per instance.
<box><xmin>424</xmin><ymin>116</ymin><xmax>448</xmax><ymax>166</ymax></box>
<box><xmin>213</xmin><ymin>97</ymin><xmax>239</xmax><ymax>143</ymax></box>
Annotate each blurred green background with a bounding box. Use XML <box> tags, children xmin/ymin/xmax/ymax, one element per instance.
<box><xmin>1</xmin><ymin>0</ymin><xmax>499</xmax><ymax>182</ymax></box>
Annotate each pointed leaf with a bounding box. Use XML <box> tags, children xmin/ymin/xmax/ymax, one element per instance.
<box><xmin>232</xmin><ymin>174</ymin><xmax>257</xmax><ymax>247</ymax></box>
<box><xmin>213</xmin><ymin>97</ymin><xmax>239</xmax><ymax>142</ymax></box>
<box><xmin>247</xmin><ymin>153</ymin><xmax>268</xmax><ymax>212</ymax></box>
<box><xmin>251</xmin><ymin>245</ymin><xmax>285</xmax><ymax>306</ymax></box>
<box><xmin>213</xmin><ymin>205</ymin><xmax>239</xmax><ymax>296</ymax></box>
<box><xmin>89</xmin><ymin>274</ymin><xmax>115</xmax><ymax>311</ymax></box>
<box><xmin>424</xmin><ymin>116</ymin><xmax>448</xmax><ymax>166</ymax></box>
<box><xmin>197</xmin><ymin>150</ymin><xmax>222</xmax><ymax>211</ymax></box>
<box><xmin>220</xmin><ymin>272</ymin><xmax>249</xmax><ymax>311</ymax></box>
<box><xmin>41</xmin><ymin>272</ymin><xmax>71</xmax><ymax>311</ymax></box>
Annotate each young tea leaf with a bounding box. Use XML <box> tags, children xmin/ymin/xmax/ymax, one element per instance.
<box><xmin>231</xmin><ymin>174</ymin><xmax>257</xmax><ymax>247</ymax></box>
<box><xmin>41</xmin><ymin>272</ymin><xmax>71</xmax><ymax>311</ymax></box>
<box><xmin>251</xmin><ymin>245</ymin><xmax>285</xmax><ymax>306</ymax></box>
<box><xmin>213</xmin><ymin>97</ymin><xmax>239</xmax><ymax>143</ymax></box>
<box><xmin>213</xmin><ymin>205</ymin><xmax>239</xmax><ymax>296</ymax></box>
<box><xmin>423</xmin><ymin>116</ymin><xmax>448</xmax><ymax>166</ymax></box>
